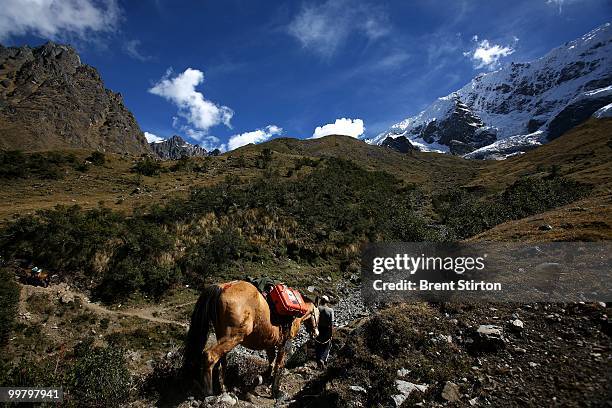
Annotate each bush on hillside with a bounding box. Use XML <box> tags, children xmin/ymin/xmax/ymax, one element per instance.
<box><xmin>0</xmin><ymin>356</ymin><xmax>62</xmax><ymax>389</ymax></box>
<box><xmin>293</xmin><ymin>157</ymin><xmax>320</xmax><ymax>171</ymax></box>
<box><xmin>0</xmin><ymin>205</ymin><xmax>178</xmax><ymax>302</ymax></box>
<box><xmin>256</xmin><ymin>148</ymin><xmax>273</xmax><ymax>169</ymax></box>
<box><xmin>67</xmin><ymin>341</ymin><xmax>130</xmax><ymax>407</ymax></box>
<box><xmin>86</xmin><ymin>151</ymin><xmax>106</xmax><ymax>166</ymax></box>
<box><xmin>181</xmin><ymin>226</ymin><xmax>258</xmax><ymax>285</ymax></box>
<box><xmin>0</xmin><ymin>205</ymin><xmax>125</xmax><ymax>273</ymax></box>
<box><xmin>436</xmin><ymin>175</ymin><xmax>591</xmax><ymax>239</ymax></box>
<box><xmin>1</xmin><ymin>340</ymin><xmax>130</xmax><ymax>407</ymax></box>
<box><xmin>0</xmin><ymin>268</ymin><xmax>19</xmax><ymax>347</ymax></box>
<box><xmin>91</xmin><ymin>217</ymin><xmax>177</xmax><ymax>301</ymax></box>
<box><xmin>132</xmin><ymin>156</ymin><xmax>162</xmax><ymax>176</ymax></box>
<box><xmin>0</xmin><ymin>150</ymin><xmax>78</xmax><ymax>179</ymax></box>
<box><xmin>169</xmin><ymin>156</ymin><xmax>210</xmax><ymax>172</ymax></box>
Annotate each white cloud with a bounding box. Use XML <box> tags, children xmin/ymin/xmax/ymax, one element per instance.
<box><xmin>464</xmin><ymin>37</ymin><xmax>516</xmax><ymax>70</ymax></box>
<box><xmin>124</xmin><ymin>39</ymin><xmax>151</xmax><ymax>61</ymax></box>
<box><xmin>182</xmin><ymin>128</ymin><xmax>223</xmax><ymax>152</ymax></box>
<box><xmin>144</xmin><ymin>131</ymin><xmax>165</xmax><ymax>143</ymax></box>
<box><xmin>0</xmin><ymin>0</ymin><xmax>121</xmax><ymax>41</ymax></box>
<box><xmin>149</xmin><ymin>68</ymin><xmax>233</xmax><ymax>134</ymax></box>
<box><xmin>311</xmin><ymin>118</ymin><xmax>365</xmax><ymax>139</ymax></box>
<box><xmin>288</xmin><ymin>0</ymin><xmax>389</xmax><ymax>58</ymax></box>
<box><xmin>227</xmin><ymin>125</ymin><xmax>283</xmax><ymax>151</ymax></box>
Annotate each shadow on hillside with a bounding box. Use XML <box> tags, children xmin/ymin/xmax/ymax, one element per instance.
<box><xmin>140</xmin><ymin>352</ymin><xmax>193</xmax><ymax>407</ymax></box>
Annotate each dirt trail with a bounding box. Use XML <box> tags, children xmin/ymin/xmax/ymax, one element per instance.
<box><xmin>82</xmin><ymin>299</ymin><xmax>190</xmax><ymax>328</ymax></box>
<box><xmin>21</xmin><ymin>283</ymin><xmax>191</xmax><ymax>328</ymax></box>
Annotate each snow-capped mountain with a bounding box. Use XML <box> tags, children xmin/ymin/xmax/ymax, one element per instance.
<box><xmin>149</xmin><ymin>135</ymin><xmax>208</xmax><ymax>160</ymax></box>
<box><xmin>372</xmin><ymin>23</ymin><xmax>612</xmax><ymax>159</ymax></box>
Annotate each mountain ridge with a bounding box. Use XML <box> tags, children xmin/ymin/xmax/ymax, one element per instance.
<box><xmin>149</xmin><ymin>135</ymin><xmax>208</xmax><ymax>159</ymax></box>
<box><xmin>0</xmin><ymin>42</ymin><xmax>150</xmax><ymax>155</ymax></box>
<box><xmin>372</xmin><ymin>23</ymin><xmax>612</xmax><ymax>158</ymax></box>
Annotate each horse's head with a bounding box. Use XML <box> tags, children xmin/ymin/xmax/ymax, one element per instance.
<box><xmin>301</xmin><ymin>299</ymin><xmax>320</xmax><ymax>339</ymax></box>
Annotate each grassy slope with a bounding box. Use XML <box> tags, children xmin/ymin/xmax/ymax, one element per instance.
<box><xmin>469</xmin><ymin>118</ymin><xmax>612</xmax><ymax>241</ymax></box>
<box><xmin>0</xmin><ymin>135</ymin><xmax>483</xmax><ymax>223</ymax></box>
<box><xmin>1</xmin><ymin>119</ymin><xmax>609</xmax><ymax>237</ymax></box>
<box><xmin>470</xmin><ymin>118</ymin><xmax>612</xmax><ymax>194</ymax></box>
<box><xmin>236</xmin><ymin>134</ymin><xmax>485</xmax><ymax>191</ymax></box>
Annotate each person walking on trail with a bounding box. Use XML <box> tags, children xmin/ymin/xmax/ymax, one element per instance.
<box><xmin>315</xmin><ymin>295</ymin><xmax>334</xmax><ymax>369</ymax></box>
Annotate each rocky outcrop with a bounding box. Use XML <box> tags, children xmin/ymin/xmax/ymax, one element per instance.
<box><xmin>547</xmin><ymin>86</ymin><xmax>612</xmax><ymax>140</ymax></box>
<box><xmin>0</xmin><ymin>42</ymin><xmax>150</xmax><ymax>154</ymax></box>
<box><xmin>381</xmin><ymin>135</ymin><xmax>416</xmax><ymax>153</ymax></box>
<box><xmin>464</xmin><ymin>131</ymin><xmax>545</xmax><ymax>160</ymax></box>
<box><xmin>150</xmin><ymin>135</ymin><xmax>208</xmax><ymax>160</ymax></box>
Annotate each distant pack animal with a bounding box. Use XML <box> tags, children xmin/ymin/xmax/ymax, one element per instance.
<box><xmin>182</xmin><ymin>280</ymin><xmax>320</xmax><ymax>398</ymax></box>
<box><xmin>27</xmin><ymin>267</ymin><xmax>49</xmax><ymax>287</ymax></box>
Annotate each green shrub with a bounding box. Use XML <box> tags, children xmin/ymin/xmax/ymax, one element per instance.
<box><xmin>0</xmin><ymin>205</ymin><xmax>125</xmax><ymax>274</ymax></box>
<box><xmin>0</xmin><ymin>357</ymin><xmax>62</xmax><ymax>388</ymax></box>
<box><xmin>1</xmin><ymin>342</ymin><xmax>130</xmax><ymax>407</ymax></box>
<box><xmin>86</xmin><ymin>151</ymin><xmax>106</xmax><ymax>166</ymax></box>
<box><xmin>436</xmin><ymin>175</ymin><xmax>591</xmax><ymax>239</ymax></box>
<box><xmin>1</xmin><ymin>205</ymin><xmax>178</xmax><ymax>302</ymax></box>
<box><xmin>169</xmin><ymin>156</ymin><xmax>209</xmax><ymax>172</ymax></box>
<box><xmin>132</xmin><ymin>156</ymin><xmax>162</xmax><ymax>176</ymax></box>
<box><xmin>67</xmin><ymin>342</ymin><xmax>130</xmax><ymax>407</ymax></box>
<box><xmin>293</xmin><ymin>157</ymin><xmax>320</xmax><ymax>171</ymax></box>
<box><xmin>95</xmin><ymin>218</ymin><xmax>177</xmax><ymax>301</ymax></box>
<box><xmin>0</xmin><ymin>150</ymin><xmax>77</xmax><ymax>179</ymax></box>
<box><xmin>0</xmin><ymin>268</ymin><xmax>19</xmax><ymax>347</ymax></box>
<box><xmin>256</xmin><ymin>148</ymin><xmax>273</xmax><ymax>169</ymax></box>
<box><xmin>74</xmin><ymin>161</ymin><xmax>90</xmax><ymax>172</ymax></box>
<box><xmin>0</xmin><ymin>150</ymin><xmax>26</xmax><ymax>178</ymax></box>
<box><xmin>181</xmin><ymin>226</ymin><xmax>257</xmax><ymax>284</ymax></box>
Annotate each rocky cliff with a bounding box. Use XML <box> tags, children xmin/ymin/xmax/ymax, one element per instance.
<box><xmin>149</xmin><ymin>135</ymin><xmax>208</xmax><ymax>159</ymax></box>
<box><xmin>0</xmin><ymin>42</ymin><xmax>150</xmax><ymax>155</ymax></box>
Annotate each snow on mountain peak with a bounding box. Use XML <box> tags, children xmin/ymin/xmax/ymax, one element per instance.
<box><xmin>373</xmin><ymin>23</ymin><xmax>612</xmax><ymax>158</ymax></box>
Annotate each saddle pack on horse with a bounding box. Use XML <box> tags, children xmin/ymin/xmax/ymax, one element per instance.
<box><xmin>248</xmin><ymin>277</ymin><xmax>309</xmax><ymax>320</ymax></box>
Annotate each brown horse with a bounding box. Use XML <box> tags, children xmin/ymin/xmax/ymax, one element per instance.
<box><xmin>183</xmin><ymin>280</ymin><xmax>320</xmax><ymax>397</ymax></box>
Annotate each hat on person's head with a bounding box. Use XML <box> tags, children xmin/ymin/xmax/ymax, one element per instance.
<box><xmin>321</xmin><ymin>295</ymin><xmax>330</xmax><ymax>303</ymax></box>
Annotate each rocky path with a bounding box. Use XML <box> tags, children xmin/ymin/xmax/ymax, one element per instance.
<box><xmin>174</xmin><ymin>284</ymin><xmax>374</xmax><ymax>407</ymax></box>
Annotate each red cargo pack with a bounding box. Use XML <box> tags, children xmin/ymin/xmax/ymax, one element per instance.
<box><xmin>269</xmin><ymin>284</ymin><xmax>309</xmax><ymax>317</ymax></box>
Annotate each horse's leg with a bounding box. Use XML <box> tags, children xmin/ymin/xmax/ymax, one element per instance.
<box><xmin>202</xmin><ymin>334</ymin><xmax>243</xmax><ymax>395</ymax></box>
<box><xmin>218</xmin><ymin>355</ymin><xmax>228</xmax><ymax>393</ymax></box>
<box><xmin>271</xmin><ymin>345</ymin><xmax>288</xmax><ymax>399</ymax></box>
<box><xmin>264</xmin><ymin>348</ymin><xmax>276</xmax><ymax>381</ymax></box>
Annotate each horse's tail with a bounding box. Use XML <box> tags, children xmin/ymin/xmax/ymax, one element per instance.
<box><xmin>182</xmin><ymin>284</ymin><xmax>223</xmax><ymax>381</ymax></box>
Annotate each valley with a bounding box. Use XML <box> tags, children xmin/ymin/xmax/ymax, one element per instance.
<box><xmin>0</xmin><ymin>18</ymin><xmax>610</xmax><ymax>408</ymax></box>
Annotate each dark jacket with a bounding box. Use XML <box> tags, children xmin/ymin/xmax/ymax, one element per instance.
<box><xmin>317</xmin><ymin>305</ymin><xmax>334</xmax><ymax>341</ymax></box>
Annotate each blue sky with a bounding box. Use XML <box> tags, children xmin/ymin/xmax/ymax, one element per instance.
<box><xmin>1</xmin><ymin>0</ymin><xmax>610</xmax><ymax>151</ymax></box>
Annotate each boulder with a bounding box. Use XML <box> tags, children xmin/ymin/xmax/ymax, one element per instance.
<box><xmin>349</xmin><ymin>385</ymin><xmax>367</xmax><ymax>393</ymax></box>
<box><xmin>442</xmin><ymin>381</ymin><xmax>461</xmax><ymax>402</ymax></box>
<box><xmin>392</xmin><ymin>380</ymin><xmax>428</xmax><ymax>407</ymax></box>
<box><xmin>467</xmin><ymin>325</ymin><xmax>507</xmax><ymax>352</ymax></box>
<box><xmin>510</xmin><ymin>319</ymin><xmax>524</xmax><ymax>332</ymax></box>
<box><xmin>57</xmin><ymin>286</ymin><xmax>74</xmax><ymax>304</ymax></box>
